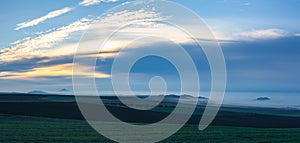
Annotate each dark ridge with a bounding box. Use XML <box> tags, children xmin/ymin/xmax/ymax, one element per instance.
<box><xmin>0</xmin><ymin>93</ymin><xmax>300</xmax><ymax>128</ymax></box>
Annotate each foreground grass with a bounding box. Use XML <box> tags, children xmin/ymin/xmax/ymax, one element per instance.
<box><xmin>0</xmin><ymin>114</ymin><xmax>299</xmax><ymax>143</ymax></box>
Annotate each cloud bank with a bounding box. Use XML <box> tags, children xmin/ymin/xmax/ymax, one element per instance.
<box><xmin>0</xmin><ymin>9</ymin><xmax>167</xmax><ymax>81</ymax></box>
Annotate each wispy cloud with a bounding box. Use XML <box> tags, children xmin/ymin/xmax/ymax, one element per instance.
<box><xmin>79</xmin><ymin>0</ymin><xmax>119</xmax><ymax>6</ymax></box>
<box><xmin>10</xmin><ymin>37</ymin><xmax>31</xmax><ymax>45</ymax></box>
<box><xmin>236</xmin><ymin>29</ymin><xmax>288</xmax><ymax>40</ymax></box>
<box><xmin>2</xmin><ymin>9</ymin><xmax>168</xmax><ymax>63</ymax></box>
<box><xmin>211</xmin><ymin>28</ymin><xmax>289</xmax><ymax>42</ymax></box>
<box><xmin>15</xmin><ymin>7</ymin><xmax>73</xmax><ymax>30</ymax></box>
<box><xmin>295</xmin><ymin>33</ymin><xmax>300</xmax><ymax>37</ymax></box>
<box><xmin>206</xmin><ymin>19</ymin><xmax>290</xmax><ymax>42</ymax></box>
<box><xmin>2</xmin><ymin>18</ymin><xmax>92</xmax><ymax>62</ymax></box>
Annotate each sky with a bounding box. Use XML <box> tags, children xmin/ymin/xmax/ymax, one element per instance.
<box><xmin>0</xmin><ymin>0</ymin><xmax>299</xmax><ymax>107</ymax></box>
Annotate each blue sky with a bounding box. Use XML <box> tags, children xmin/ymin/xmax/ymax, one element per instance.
<box><xmin>1</xmin><ymin>0</ymin><xmax>300</xmax><ymax>49</ymax></box>
<box><xmin>0</xmin><ymin>0</ymin><xmax>299</xmax><ymax>107</ymax></box>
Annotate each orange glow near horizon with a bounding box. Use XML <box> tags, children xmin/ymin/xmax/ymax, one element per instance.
<box><xmin>0</xmin><ymin>63</ymin><xmax>110</xmax><ymax>80</ymax></box>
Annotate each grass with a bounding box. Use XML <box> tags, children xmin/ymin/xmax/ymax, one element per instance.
<box><xmin>0</xmin><ymin>114</ymin><xmax>300</xmax><ymax>143</ymax></box>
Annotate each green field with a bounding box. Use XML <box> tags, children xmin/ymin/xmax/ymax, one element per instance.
<box><xmin>0</xmin><ymin>114</ymin><xmax>300</xmax><ymax>143</ymax></box>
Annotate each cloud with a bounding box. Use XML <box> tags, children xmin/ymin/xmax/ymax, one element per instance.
<box><xmin>3</xmin><ymin>9</ymin><xmax>293</xmax><ymax>68</ymax></box>
<box><xmin>295</xmin><ymin>33</ymin><xmax>300</xmax><ymax>37</ymax></box>
<box><xmin>0</xmin><ymin>63</ymin><xmax>110</xmax><ymax>80</ymax></box>
<box><xmin>79</xmin><ymin>0</ymin><xmax>118</xmax><ymax>6</ymax></box>
<box><xmin>2</xmin><ymin>9</ymin><xmax>168</xmax><ymax>63</ymax></box>
<box><xmin>15</xmin><ymin>7</ymin><xmax>73</xmax><ymax>30</ymax></box>
<box><xmin>10</xmin><ymin>37</ymin><xmax>31</xmax><ymax>45</ymax></box>
<box><xmin>0</xmin><ymin>9</ymin><xmax>173</xmax><ymax>81</ymax></box>
<box><xmin>0</xmin><ymin>57</ymin><xmax>49</xmax><ymax>72</ymax></box>
<box><xmin>235</xmin><ymin>29</ymin><xmax>288</xmax><ymax>40</ymax></box>
<box><xmin>2</xmin><ymin>17</ymin><xmax>92</xmax><ymax>62</ymax></box>
<box><xmin>206</xmin><ymin>19</ymin><xmax>291</xmax><ymax>42</ymax></box>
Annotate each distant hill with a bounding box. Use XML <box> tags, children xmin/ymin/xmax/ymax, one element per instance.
<box><xmin>181</xmin><ymin>94</ymin><xmax>194</xmax><ymax>98</ymax></box>
<box><xmin>28</xmin><ymin>90</ymin><xmax>48</xmax><ymax>95</ymax></box>
<box><xmin>256</xmin><ymin>97</ymin><xmax>271</xmax><ymax>101</ymax></box>
<box><xmin>164</xmin><ymin>94</ymin><xmax>207</xmax><ymax>99</ymax></box>
<box><xmin>164</xmin><ymin>94</ymin><xmax>180</xmax><ymax>98</ymax></box>
<box><xmin>198</xmin><ymin>96</ymin><xmax>208</xmax><ymax>100</ymax></box>
<box><xmin>58</xmin><ymin>88</ymin><xmax>70</xmax><ymax>92</ymax></box>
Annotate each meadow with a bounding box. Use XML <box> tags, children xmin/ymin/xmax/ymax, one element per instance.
<box><xmin>1</xmin><ymin>114</ymin><xmax>300</xmax><ymax>143</ymax></box>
